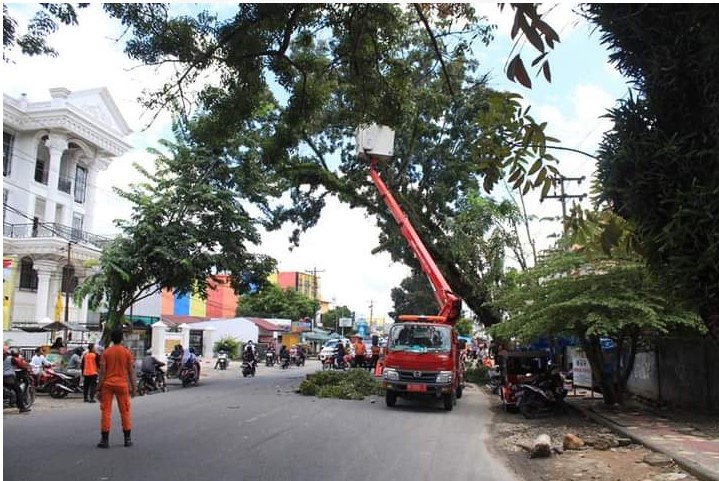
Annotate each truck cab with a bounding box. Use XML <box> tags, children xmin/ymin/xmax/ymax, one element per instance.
<box><xmin>382</xmin><ymin>321</ymin><xmax>463</xmax><ymax>411</ymax></box>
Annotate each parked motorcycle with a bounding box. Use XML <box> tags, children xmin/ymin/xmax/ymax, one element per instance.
<box><xmin>242</xmin><ymin>359</ymin><xmax>257</xmax><ymax>377</ymax></box>
<box><xmin>515</xmin><ymin>370</ymin><xmax>567</xmax><ymax>419</ymax></box>
<box><xmin>3</xmin><ymin>370</ymin><xmax>36</xmax><ymax>409</ymax></box>
<box><xmin>35</xmin><ymin>367</ymin><xmax>75</xmax><ymax>398</ymax></box>
<box><xmin>265</xmin><ymin>351</ymin><xmax>275</xmax><ymax>367</ymax></box>
<box><xmin>137</xmin><ymin>369</ymin><xmax>167</xmax><ymax>395</ymax></box>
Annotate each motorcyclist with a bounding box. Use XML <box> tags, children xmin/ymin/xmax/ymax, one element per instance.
<box><xmin>141</xmin><ymin>349</ymin><xmax>165</xmax><ymax>389</ymax></box>
<box><xmin>243</xmin><ymin>341</ymin><xmax>257</xmax><ymax>375</ymax></box>
<box><xmin>265</xmin><ymin>343</ymin><xmax>276</xmax><ymax>366</ymax></box>
<box><xmin>182</xmin><ymin>346</ymin><xmax>200</xmax><ymax>380</ymax></box>
<box><xmin>30</xmin><ymin>347</ymin><xmax>53</xmax><ymax>376</ymax></box>
<box><xmin>335</xmin><ymin>341</ymin><xmax>346</xmax><ymax>369</ymax></box>
<box><xmin>4</xmin><ymin>346</ymin><xmax>32</xmax><ymax>413</ymax></box>
<box><xmin>279</xmin><ymin>345</ymin><xmax>290</xmax><ymax>367</ymax></box>
<box><xmin>296</xmin><ymin>345</ymin><xmax>305</xmax><ymax>366</ymax></box>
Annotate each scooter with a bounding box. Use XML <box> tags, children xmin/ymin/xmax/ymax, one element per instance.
<box><xmin>137</xmin><ymin>369</ymin><xmax>167</xmax><ymax>395</ymax></box>
<box><xmin>242</xmin><ymin>358</ymin><xmax>257</xmax><ymax>377</ymax></box>
<box><xmin>515</xmin><ymin>372</ymin><xmax>567</xmax><ymax>419</ymax></box>
<box><xmin>216</xmin><ymin>351</ymin><xmax>229</xmax><ymax>371</ymax></box>
<box><xmin>35</xmin><ymin>367</ymin><xmax>75</xmax><ymax>398</ymax></box>
<box><xmin>265</xmin><ymin>351</ymin><xmax>275</xmax><ymax>367</ymax></box>
<box><xmin>3</xmin><ymin>370</ymin><xmax>36</xmax><ymax>409</ymax></box>
<box><xmin>179</xmin><ymin>362</ymin><xmax>200</xmax><ymax>388</ymax></box>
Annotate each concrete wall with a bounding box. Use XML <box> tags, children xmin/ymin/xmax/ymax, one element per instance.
<box><xmin>626</xmin><ymin>337</ymin><xmax>719</xmax><ymax>410</ymax></box>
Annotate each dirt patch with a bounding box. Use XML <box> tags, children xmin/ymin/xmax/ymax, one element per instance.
<box><xmin>485</xmin><ymin>388</ymin><xmax>698</xmax><ymax>481</ymax></box>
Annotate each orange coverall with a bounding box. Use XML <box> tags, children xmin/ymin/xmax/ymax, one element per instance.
<box><xmin>98</xmin><ymin>344</ymin><xmax>135</xmax><ymax>432</ymax></box>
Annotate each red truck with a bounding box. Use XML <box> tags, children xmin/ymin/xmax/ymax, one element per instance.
<box><xmin>357</xmin><ymin>125</ymin><xmax>465</xmax><ymax>411</ymax></box>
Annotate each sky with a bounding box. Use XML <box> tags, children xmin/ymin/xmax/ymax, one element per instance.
<box><xmin>2</xmin><ymin>3</ymin><xmax>630</xmax><ymax>325</ymax></box>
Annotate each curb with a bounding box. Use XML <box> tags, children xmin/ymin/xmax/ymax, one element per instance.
<box><xmin>567</xmin><ymin>401</ymin><xmax>719</xmax><ymax>481</ymax></box>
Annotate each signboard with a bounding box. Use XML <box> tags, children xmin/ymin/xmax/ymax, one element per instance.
<box><xmin>571</xmin><ymin>348</ymin><xmax>593</xmax><ymax>389</ymax></box>
<box><xmin>338</xmin><ymin>317</ymin><xmax>353</xmax><ymax>327</ymax></box>
<box><xmin>3</xmin><ymin>257</ymin><xmax>17</xmax><ymax>330</ymax></box>
<box><xmin>291</xmin><ymin>320</ymin><xmax>312</xmax><ymax>333</ymax></box>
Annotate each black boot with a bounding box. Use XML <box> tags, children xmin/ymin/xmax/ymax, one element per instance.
<box><xmin>97</xmin><ymin>431</ymin><xmax>109</xmax><ymax>448</ymax></box>
<box><xmin>123</xmin><ymin>430</ymin><xmax>133</xmax><ymax>447</ymax></box>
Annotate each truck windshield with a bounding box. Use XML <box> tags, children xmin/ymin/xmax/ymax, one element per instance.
<box><xmin>387</xmin><ymin>324</ymin><xmax>452</xmax><ymax>353</ymax></box>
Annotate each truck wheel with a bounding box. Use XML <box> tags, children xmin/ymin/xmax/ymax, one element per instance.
<box><xmin>443</xmin><ymin>393</ymin><xmax>454</xmax><ymax>411</ymax></box>
<box><xmin>385</xmin><ymin>391</ymin><xmax>397</xmax><ymax>407</ymax></box>
<box><xmin>456</xmin><ymin>385</ymin><xmax>463</xmax><ymax>399</ymax></box>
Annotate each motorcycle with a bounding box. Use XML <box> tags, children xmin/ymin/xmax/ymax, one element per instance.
<box><xmin>216</xmin><ymin>351</ymin><xmax>229</xmax><ymax>371</ymax></box>
<box><xmin>280</xmin><ymin>356</ymin><xmax>290</xmax><ymax>370</ymax></box>
<box><xmin>265</xmin><ymin>351</ymin><xmax>275</xmax><ymax>367</ymax></box>
<box><xmin>292</xmin><ymin>354</ymin><xmax>305</xmax><ymax>367</ymax></box>
<box><xmin>242</xmin><ymin>358</ymin><xmax>257</xmax><ymax>377</ymax></box>
<box><xmin>178</xmin><ymin>362</ymin><xmax>200</xmax><ymax>388</ymax></box>
<box><xmin>515</xmin><ymin>371</ymin><xmax>567</xmax><ymax>419</ymax></box>
<box><xmin>166</xmin><ymin>356</ymin><xmax>182</xmax><ymax>379</ymax></box>
<box><xmin>3</xmin><ymin>370</ymin><xmax>36</xmax><ymax>409</ymax></box>
<box><xmin>137</xmin><ymin>369</ymin><xmax>167</xmax><ymax>395</ymax></box>
<box><xmin>35</xmin><ymin>367</ymin><xmax>75</xmax><ymax>398</ymax></box>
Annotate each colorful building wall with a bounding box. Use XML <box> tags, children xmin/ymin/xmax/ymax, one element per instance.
<box><xmin>275</xmin><ymin>271</ymin><xmax>320</xmax><ymax>300</ymax></box>
<box><xmin>159</xmin><ymin>274</ymin><xmax>237</xmax><ymax>319</ymax></box>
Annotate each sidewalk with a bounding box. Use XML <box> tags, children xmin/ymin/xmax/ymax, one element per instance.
<box><xmin>566</xmin><ymin>394</ymin><xmax>719</xmax><ymax>481</ymax></box>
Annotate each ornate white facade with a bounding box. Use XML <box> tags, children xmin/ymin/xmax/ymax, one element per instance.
<box><xmin>3</xmin><ymin>87</ymin><xmax>132</xmax><ymax>329</ymax></box>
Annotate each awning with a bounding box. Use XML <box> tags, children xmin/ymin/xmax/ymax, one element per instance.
<box><xmin>41</xmin><ymin>320</ymin><xmax>88</xmax><ymax>332</ymax></box>
<box><xmin>304</xmin><ymin>331</ymin><xmax>332</xmax><ymax>341</ymax></box>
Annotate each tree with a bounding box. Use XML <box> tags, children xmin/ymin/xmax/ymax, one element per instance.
<box><xmin>3</xmin><ymin>3</ymin><xmax>87</xmax><ymax>62</ymax></box>
<box><xmin>75</xmin><ymin>126</ymin><xmax>277</xmax><ymax>344</ymax></box>
<box><xmin>236</xmin><ymin>284</ymin><xmax>319</xmax><ymax>320</ymax></box>
<box><xmin>491</xmin><ymin>248</ymin><xmax>703</xmax><ymax>405</ymax></box>
<box><xmin>96</xmin><ymin>4</ymin><xmax>563</xmax><ymax>325</ymax></box>
<box><xmin>320</xmin><ymin>305</ymin><xmax>353</xmax><ymax>333</ymax></box>
<box><xmin>390</xmin><ymin>270</ymin><xmax>437</xmax><ymax>320</ymax></box>
<box><xmin>582</xmin><ymin>4</ymin><xmax>719</xmax><ymax>343</ymax></box>
<box><xmin>455</xmin><ymin>317</ymin><xmax>474</xmax><ymax>338</ymax></box>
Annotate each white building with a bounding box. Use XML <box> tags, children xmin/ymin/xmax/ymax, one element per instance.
<box><xmin>3</xmin><ymin>87</ymin><xmax>132</xmax><ymax>331</ymax></box>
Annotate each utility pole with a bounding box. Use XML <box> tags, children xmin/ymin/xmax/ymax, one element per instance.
<box><xmin>542</xmin><ymin>176</ymin><xmax>587</xmax><ymax>234</ymax></box>
<box><xmin>63</xmin><ymin>242</ymin><xmax>72</xmax><ymax>345</ymax></box>
<box><xmin>368</xmin><ymin>299</ymin><xmax>374</xmax><ymax>333</ymax></box>
<box><xmin>305</xmin><ymin>266</ymin><xmax>325</xmax><ymax>330</ymax></box>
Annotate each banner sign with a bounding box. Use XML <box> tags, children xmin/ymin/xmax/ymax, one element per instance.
<box><xmin>291</xmin><ymin>320</ymin><xmax>312</xmax><ymax>333</ymax></box>
<box><xmin>571</xmin><ymin>348</ymin><xmax>593</xmax><ymax>389</ymax></box>
<box><xmin>338</xmin><ymin>317</ymin><xmax>353</xmax><ymax>327</ymax></box>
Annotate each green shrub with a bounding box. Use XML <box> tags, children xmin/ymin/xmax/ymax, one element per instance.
<box><xmin>298</xmin><ymin>368</ymin><xmax>383</xmax><ymax>400</ymax></box>
<box><xmin>465</xmin><ymin>365</ymin><xmax>490</xmax><ymax>384</ymax></box>
<box><xmin>214</xmin><ymin>336</ymin><xmax>240</xmax><ymax>360</ymax></box>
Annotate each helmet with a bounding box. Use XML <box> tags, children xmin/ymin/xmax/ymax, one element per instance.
<box><xmin>9</xmin><ymin>347</ymin><xmax>20</xmax><ymax>357</ymax></box>
<box><xmin>146</xmin><ymin>348</ymin><xmax>153</xmax><ymax>354</ymax></box>
<box><xmin>247</xmin><ymin>340</ymin><xmax>253</xmax><ymax>345</ymax></box>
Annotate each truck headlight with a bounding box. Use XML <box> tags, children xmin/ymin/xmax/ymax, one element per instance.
<box><xmin>436</xmin><ymin>371</ymin><xmax>453</xmax><ymax>383</ymax></box>
<box><xmin>383</xmin><ymin>368</ymin><xmax>399</xmax><ymax>381</ymax></box>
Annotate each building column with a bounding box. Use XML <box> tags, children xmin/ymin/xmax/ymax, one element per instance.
<box><xmin>179</xmin><ymin>323</ymin><xmax>191</xmax><ymax>350</ymax></box>
<box><xmin>43</xmin><ymin>134</ymin><xmax>67</xmax><ymax>224</ymax></box>
<box><xmin>151</xmin><ymin>321</ymin><xmax>167</xmax><ymax>358</ymax></box>
<box><xmin>33</xmin><ymin>261</ymin><xmax>56</xmax><ymax>322</ymax></box>
<box><xmin>202</xmin><ymin>326</ymin><xmax>216</xmax><ymax>359</ymax></box>
<box><xmin>83</xmin><ymin>165</ymin><xmax>100</xmax><ymax>232</ymax></box>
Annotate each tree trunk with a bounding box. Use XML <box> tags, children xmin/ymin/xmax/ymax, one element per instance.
<box><xmin>699</xmin><ymin>303</ymin><xmax>719</xmax><ymax>345</ymax></box>
<box><xmin>581</xmin><ymin>335</ymin><xmax>618</xmax><ymax>405</ymax></box>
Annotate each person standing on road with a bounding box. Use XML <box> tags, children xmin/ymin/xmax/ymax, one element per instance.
<box><xmin>96</xmin><ymin>329</ymin><xmax>137</xmax><ymax>449</ymax></box>
<box><xmin>81</xmin><ymin>343</ymin><xmax>98</xmax><ymax>403</ymax></box>
<box><xmin>353</xmin><ymin>337</ymin><xmax>367</xmax><ymax>368</ymax></box>
<box><xmin>370</xmin><ymin>337</ymin><xmax>381</xmax><ymax>371</ymax></box>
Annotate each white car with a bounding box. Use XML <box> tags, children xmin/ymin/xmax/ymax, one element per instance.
<box><xmin>318</xmin><ymin>339</ymin><xmax>352</xmax><ymax>362</ymax></box>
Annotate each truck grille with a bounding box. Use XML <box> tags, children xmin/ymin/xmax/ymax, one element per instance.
<box><xmin>397</xmin><ymin>370</ymin><xmax>437</xmax><ymax>382</ymax></box>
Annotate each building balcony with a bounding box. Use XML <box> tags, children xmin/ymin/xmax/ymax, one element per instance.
<box><xmin>3</xmin><ymin>221</ymin><xmax>113</xmax><ymax>250</ymax></box>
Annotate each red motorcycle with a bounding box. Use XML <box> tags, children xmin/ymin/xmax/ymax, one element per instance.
<box><xmin>34</xmin><ymin>366</ymin><xmax>75</xmax><ymax>398</ymax></box>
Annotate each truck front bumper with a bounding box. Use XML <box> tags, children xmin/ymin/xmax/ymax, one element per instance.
<box><xmin>383</xmin><ymin>380</ymin><xmax>454</xmax><ymax>397</ymax></box>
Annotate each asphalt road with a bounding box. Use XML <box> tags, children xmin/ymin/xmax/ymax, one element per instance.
<box><xmin>3</xmin><ymin>360</ymin><xmax>518</xmax><ymax>481</ymax></box>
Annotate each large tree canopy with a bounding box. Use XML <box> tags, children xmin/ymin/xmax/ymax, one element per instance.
<box><xmin>583</xmin><ymin>4</ymin><xmax>719</xmax><ymax>341</ymax></box>
<box><xmin>96</xmin><ymin>4</ymin><xmax>559</xmax><ymax>325</ymax></box>
<box><xmin>236</xmin><ymin>284</ymin><xmax>319</xmax><ymax>320</ymax></box>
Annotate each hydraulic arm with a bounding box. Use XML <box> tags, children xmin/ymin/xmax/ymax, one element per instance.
<box><xmin>367</xmin><ymin>156</ymin><xmax>462</xmax><ymax>324</ymax></box>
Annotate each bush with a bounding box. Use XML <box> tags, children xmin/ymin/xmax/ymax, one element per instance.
<box><xmin>465</xmin><ymin>365</ymin><xmax>490</xmax><ymax>384</ymax></box>
<box><xmin>214</xmin><ymin>336</ymin><xmax>240</xmax><ymax>359</ymax></box>
<box><xmin>297</xmin><ymin>369</ymin><xmax>383</xmax><ymax>400</ymax></box>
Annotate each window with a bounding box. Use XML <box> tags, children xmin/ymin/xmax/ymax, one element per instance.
<box><xmin>19</xmin><ymin>257</ymin><xmax>38</xmax><ymax>291</ymax></box>
<box><xmin>72</xmin><ymin>213</ymin><xmax>84</xmax><ymax>242</ymax></box>
<box><xmin>61</xmin><ymin>265</ymin><xmax>78</xmax><ymax>294</ymax></box>
<box><xmin>34</xmin><ymin>158</ymin><xmax>48</xmax><ymax>184</ymax></box>
<box><xmin>74</xmin><ymin>165</ymin><xmax>87</xmax><ymax>204</ymax></box>
<box><xmin>3</xmin><ymin>132</ymin><xmax>14</xmax><ymax>177</ymax></box>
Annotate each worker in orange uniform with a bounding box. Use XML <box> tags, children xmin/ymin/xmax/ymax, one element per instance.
<box><xmin>96</xmin><ymin>328</ymin><xmax>137</xmax><ymax>448</ymax></box>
